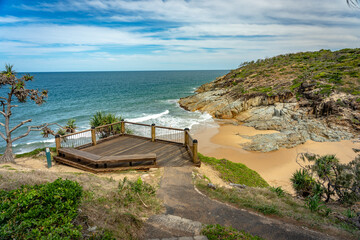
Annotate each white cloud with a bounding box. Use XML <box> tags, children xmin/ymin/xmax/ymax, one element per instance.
<box><xmin>0</xmin><ymin>25</ymin><xmax>154</xmax><ymax>45</ymax></box>
<box><xmin>0</xmin><ymin>16</ymin><xmax>35</xmax><ymax>23</ymax></box>
<box><xmin>3</xmin><ymin>0</ymin><xmax>360</xmax><ymax>71</ymax></box>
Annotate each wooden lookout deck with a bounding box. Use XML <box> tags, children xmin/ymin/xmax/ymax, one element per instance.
<box><xmin>53</xmin><ymin>121</ymin><xmax>199</xmax><ymax>173</ymax></box>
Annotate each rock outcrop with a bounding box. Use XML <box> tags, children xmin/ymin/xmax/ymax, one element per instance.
<box><xmin>179</xmin><ymin>49</ymin><xmax>360</xmax><ymax>152</ymax></box>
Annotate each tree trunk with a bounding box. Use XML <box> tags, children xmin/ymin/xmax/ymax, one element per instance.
<box><xmin>0</xmin><ymin>143</ymin><xmax>15</xmax><ymax>163</ymax></box>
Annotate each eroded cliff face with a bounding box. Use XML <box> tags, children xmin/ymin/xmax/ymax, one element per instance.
<box><xmin>179</xmin><ymin>49</ymin><xmax>360</xmax><ymax>152</ymax></box>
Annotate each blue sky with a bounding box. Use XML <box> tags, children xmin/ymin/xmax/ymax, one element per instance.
<box><xmin>0</xmin><ymin>0</ymin><xmax>359</xmax><ymax>72</ymax></box>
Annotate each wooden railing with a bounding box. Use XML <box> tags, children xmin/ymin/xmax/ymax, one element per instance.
<box><xmin>55</xmin><ymin>120</ymin><xmax>199</xmax><ymax>164</ymax></box>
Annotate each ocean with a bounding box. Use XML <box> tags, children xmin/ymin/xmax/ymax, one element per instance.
<box><xmin>1</xmin><ymin>70</ymin><xmax>228</xmax><ymax>154</ymax></box>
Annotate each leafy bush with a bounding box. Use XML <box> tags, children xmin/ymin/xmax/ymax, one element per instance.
<box><xmin>0</xmin><ymin>178</ymin><xmax>83</xmax><ymax>239</ymax></box>
<box><xmin>202</xmin><ymin>224</ymin><xmax>263</xmax><ymax>240</ymax></box>
<box><xmin>90</xmin><ymin>111</ymin><xmax>123</xmax><ymax>138</ymax></box>
<box><xmin>290</xmin><ymin>169</ymin><xmax>317</xmax><ymax>198</ymax></box>
<box><xmin>305</xmin><ymin>194</ymin><xmax>331</xmax><ymax>216</ymax></box>
<box><xmin>65</xmin><ymin>119</ymin><xmax>77</xmax><ymax>133</ymax></box>
<box><xmin>292</xmin><ymin>153</ymin><xmax>360</xmax><ymax>205</ymax></box>
<box><xmin>269</xmin><ymin>186</ymin><xmax>285</xmax><ymax>197</ymax></box>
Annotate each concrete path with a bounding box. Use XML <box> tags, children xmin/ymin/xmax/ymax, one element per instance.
<box><xmin>144</xmin><ymin>167</ymin><xmax>338</xmax><ymax>240</ymax></box>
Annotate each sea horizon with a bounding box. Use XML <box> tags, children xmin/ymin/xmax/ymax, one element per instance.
<box><xmin>1</xmin><ymin>70</ymin><xmax>228</xmax><ymax>154</ymax></box>
<box><xmin>18</xmin><ymin>69</ymin><xmax>230</xmax><ymax>74</ymax></box>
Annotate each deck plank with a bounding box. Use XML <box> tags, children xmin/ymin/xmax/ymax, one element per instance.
<box><xmin>83</xmin><ymin>135</ymin><xmax>193</xmax><ymax>167</ymax></box>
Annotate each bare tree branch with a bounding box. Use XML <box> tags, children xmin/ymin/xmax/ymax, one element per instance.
<box><xmin>0</xmin><ymin>122</ymin><xmax>4</xmax><ymax>127</ymax></box>
<box><xmin>0</xmin><ymin>111</ymin><xmax>5</xmax><ymax>117</ymax></box>
<box><xmin>11</xmin><ymin>123</ymin><xmax>48</xmax><ymax>143</ymax></box>
<box><xmin>10</xmin><ymin>122</ymin><xmax>64</xmax><ymax>143</ymax></box>
<box><xmin>9</xmin><ymin>119</ymin><xmax>32</xmax><ymax>134</ymax></box>
<box><xmin>0</xmin><ymin>131</ymin><xmax>5</xmax><ymax>140</ymax></box>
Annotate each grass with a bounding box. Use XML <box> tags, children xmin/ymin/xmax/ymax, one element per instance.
<box><xmin>202</xmin><ymin>224</ymin><xmax>263</xmax><ymax>240</ymax></box>
<box><xmin>195</xmin><ymin>178</ymin><xmax>359</xmax><ymax>239</ymax></box>
<box><xmin>15</xmin><ymin>147</ymin><xmax>56</xmax><ymax>158</ymax></box>
<box><xmin>0</xmin><ymin>169</ymin><xmax>163</xmax><ymax>239</ymax></box>
<box><xmin>198</xmin><ymin>153</ymin><xmax>269</xmax><ymax>188</ymax></box>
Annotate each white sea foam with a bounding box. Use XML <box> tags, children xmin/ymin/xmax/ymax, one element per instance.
<box><xmin>12</xmin><ymin>138</ymin><xmax>55</xmax><ymax>147</ymax></box>
<box><xmin>127</xmin><ymin>110</ymin><xmax>169</xmax><ymax>123</ymax></box>
<box><xmin>151</xmin><ymin>111</ymin><xmax>215</xmax><ymax>131</ymax></box>
<box><xmin>165</xmin><ymin>99</ymin><xmax>178</xmax><ymax>104</ymax></box>
<box><xmin>26</xmin><ymin>138</ymin><xmax>55</xmax><ymax>144</ymax></box>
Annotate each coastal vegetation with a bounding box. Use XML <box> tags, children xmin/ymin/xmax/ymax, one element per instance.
<box><xmin>0</xmin><ymin>170</ymin><xmax>162</xmax><ymax>239</ymax></box>
<box><xmin>202</xmin><ymin>224</ymin><xmax>263</xmax><ymax>240</ymax></box>
<box><xmin>0</xmin><ymin>64</ymin><xmax>51</xmax><ymax>163</ymax></box>
<box><xmin>229</xmin><ymin>48</ymin><xmax>360</xmax><ymax>97</ymax></box>
<box><xmin>0</xmin><ymin>179</ymin><xmax>83</xmax><ymax>239</ymax></box>
<box><xmin>90</xmin><ymin>111</ymin><xmax>123</xmax><ymax>128</ymax></box>
<box><xmin>198</xmin><ymin>153</ymin><xmax>269</xmax><ymax>188</ymax></box>
<box><xmin>90</xmin><ymin>111</ymin><xmax>123</xmax><ymax>138</ymax></box>
<box><xmin>291</xmin><ymin>153</ymin><xmax>360</xmax><ymax>205</ymax></box>
<box><xmin>179</xmin><ymin>48</ymin><xmax>360</xmax><ymax>152</ymax></box>
<box><xmin>195</xmin><ymin>154</ymin><xmax>360</xmax><ymax>239</ymax></box>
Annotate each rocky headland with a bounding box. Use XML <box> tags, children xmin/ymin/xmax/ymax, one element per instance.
<box><xmin>180</xmin><ymin>49</ymin><xmax>360</xmax><ymax>152</ymax></box>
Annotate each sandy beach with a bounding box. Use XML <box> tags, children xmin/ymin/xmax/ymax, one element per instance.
<box><xmin>194</xmin><ymin>121</ymin><xmax>360</xmax><ymax>193</ymax></box>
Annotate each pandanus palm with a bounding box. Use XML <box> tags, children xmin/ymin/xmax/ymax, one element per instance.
<box><xmin>347</xmin><ymin>0</ymin><xmax>359</xmax><ymax>7</ymax></box>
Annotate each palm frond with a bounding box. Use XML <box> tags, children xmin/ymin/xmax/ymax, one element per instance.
<box><xmin>347</xmin><ymin>0</ymin><xmax>359</xmax><ymax>7</ymax></box>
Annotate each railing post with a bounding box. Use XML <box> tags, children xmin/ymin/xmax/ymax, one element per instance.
<box><xmin>55</xmin><ymin>134</ymin><xmax>61</xmax><ymax>155</ymax></box>
<box><xmin>184</xmin><ymin>128</ymin><xmax>189</xmax><ymax>147</ymax></box>
<box><xmin>192</xmin><ymin>139</ymin><xmax>199</xmax><ymax>164</ymax></box>
<box><xmin>151</xmin><ymin>123</ymin><xmax>156</xmax><ymax>142</ymax></box>
<box><xmin>121</xmin><ymin>120</ymin><xmax>125</xmax><ymax>135</ymax></box>
<box><xmin>91</xmin><ymin>126</ymin><xmax>97</xmax><ymax>146</ymax></box>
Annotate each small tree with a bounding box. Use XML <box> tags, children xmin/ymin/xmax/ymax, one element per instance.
<box><xmin>90</xmin><ymin>111</ymin><xmax>123</xmax><ymax>138</ymax></box>
<box><xmin>292</xmin><ymin>153</ymin><xmax>360</xmax><ymax>205</ymax></box>
<box><xmin>64</xmin><ymin>119</ymin><xmax>77</xmax><ymax>133</ymax></box>
<box><xmin>0</xmin><ymin>64</ymin><xmax>52</xmax><ymax>163</ymax></box>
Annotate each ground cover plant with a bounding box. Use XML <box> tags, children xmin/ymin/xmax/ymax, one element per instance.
<box><xmin>0</xmin><ymin>178</ymin><xmax>83</xmax><ymax>239</ymax></box>
<box><xmin>0</xmin><ymin>169</ymin><xmax>163</xmax><ymax>239</ymax></box>
<box><xmin>14</xmin><ymin>147</ymin><xmax>56</xmax><ymax>158</ymax></box>
<box><xmin>202</xmin><ymin>224</ymin><xmax>263</xmax><ymax>240</ymax></box>
<box><xmin>198</xmin><ymin>153</ymin><xmax>269</xmax><ymax>188</ymax></box>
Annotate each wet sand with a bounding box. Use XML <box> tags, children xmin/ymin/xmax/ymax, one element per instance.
<box><xmin>194</xmin><ymin>122</ymin><xmax>359</xmax><ymax>193</ymax></box>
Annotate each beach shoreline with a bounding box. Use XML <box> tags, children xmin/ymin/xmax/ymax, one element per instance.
<box><xmin>193</xmin><ymin>120</ymin><xmax>360</xmax><ymax>193</ymax></box>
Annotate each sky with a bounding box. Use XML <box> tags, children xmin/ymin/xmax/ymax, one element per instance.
<box><xmin>0</xmin><ymin>0</ymin><xmax>359</xmax><ymax>72</ymax></box>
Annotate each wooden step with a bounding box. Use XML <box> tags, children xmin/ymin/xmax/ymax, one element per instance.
<box><xmin>53</xmin><ymin>156</ymin><xmax>156</xmax><ymax>173</ymax></box>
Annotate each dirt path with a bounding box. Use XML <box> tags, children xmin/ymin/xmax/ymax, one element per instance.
<box><xmin>144</xmin><ymin>167</ymin><xmax>338</xmax><ymax>240</ymax></box>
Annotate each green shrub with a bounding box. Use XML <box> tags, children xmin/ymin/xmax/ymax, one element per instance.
<box><xmin>269</xmin><ymin>186</ymin><xmax>285</xmax><ymax>197</ymax></box>
<box><xmin>0</xmin><ymin>178</ymin><xmax>83</xmax><ymax>239</ymax></box>
<box><xmin>293</xmin><ymin>154</ymin><xmax>360</xmax><ymax>205</ymax></box>
<box><xmin>202</xmin><ymin>224</ymin><xmax>263</xmax><ymax>240</ymax></box>
<box><xmin>65</xmin><ymin>119</ymin><xmax>77</xmax><ymax>133</ymax></box>
<box><xmin>290</xmin><ymin>169</ymin><xmax>316</xmax><ymax>198</ymax></box>
<box><xmin>90</xmin><ymin>111</ymin><xmax>123</xmax><ymax>138</ymax></box>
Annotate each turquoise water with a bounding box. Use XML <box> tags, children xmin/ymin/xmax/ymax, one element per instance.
<box><xmin>0</xmin><ymin>70</ymin><xmax>227</xmax><ymax>154</ymax></box>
